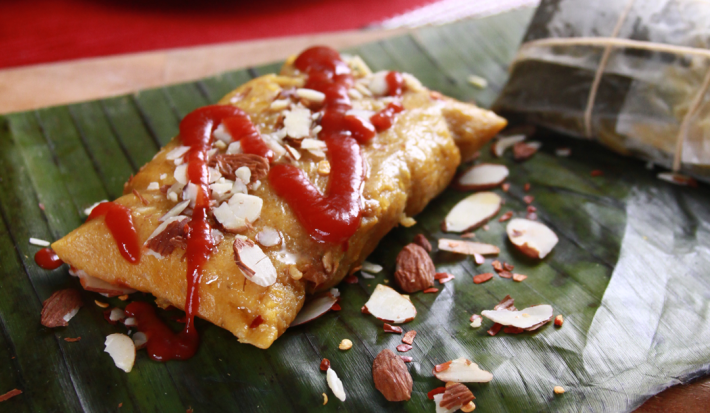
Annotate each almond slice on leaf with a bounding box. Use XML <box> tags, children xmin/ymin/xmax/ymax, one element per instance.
<box><xmin>233</xmin><ymin>238</ymin><xmax>277</xmax><ymax>287</ymax></box>
<box><xmin>104</xmin><ymin>333</ymin><xmax>136</xmax><ymax>373</ymax></box>
<box><xmin>513</xmin><ymin>141</ymin><xmax>541</xmax><ymax>161</ymax></box>
<box><xmin>326</xmin><ymin>367</ymin><xmax>346</xmax><ymax>402</ymax></box>
<box><xmin>433</xmin><ymin>358</ymin><xmax>493</xmax><ymax>383</ymax></box>
<box><xmin>438</xmin><ymin>239</ymin><xmax>499</xmax><ymax>256</ymax></box>
<box><xmin>41</xmin><ymin>289</ymin><xmax>83</xmax><ymax>328</ymax></box>
<box><xmin>440</xmin><ymin>383</ymin><xmax>476</xmax><ymax>411</ymax></box>
<box><xmin>291</xmin><ymin>289</ymin><xmax>340</xmax><ymax>327</ymax></box>
<box><xmin>454</xmin><ymin>164</ymin><xmax>509</xmax><ymax>191</ymax></box>
<box><xmin>491</xmin><ymin>134</ymin><xmax>526</xmax><ymax>157</ymax></box>
<box><xmin>442</xmin><ymin>192</ymin><xmax>502</xmax><ymax>233</ymax></box>
<box><xmin>363</xmin><ymin>284</ymin><xmax>417</xmax><ymax>324</ymax></box>
<box><xmin>506</xmin><ymin>218</ymin><xmax>558</xmax><ymax>259</ymax></box>
<box><xmin>481</xmin><ymin>304</ymin><xmax>554</xmax><ymax>330</ymax></box>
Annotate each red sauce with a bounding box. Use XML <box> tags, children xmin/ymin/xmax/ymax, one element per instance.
<box><xmin>370</xmin><ymin>101</ymin><xmax>404</xmax><ymax>132</ymax></box>
<box><xmin>127</xmin><ymin>105</ymin><xmax>269</xmax><ymax>362</ymax></box>
<box><xmin>124</xmin><ymin>302</ymin><xmax>199</xmax><ymax>361</ymax></box>
<box><xmin>87</xmin><ymin>202</ymin><xmax>141</xmax><ymax>263</ymax></box>
<box><xmin>269</xmin><ymin>46</ymin><xmax>405</xmax><ymax>244</ymax></box>
<box><xmin>385</xmin><ymin>71</ymin><xmax>404</xmax><ymax>97</ymax></box>
<box><xmin>34</xmin><ymin>248</ymin><xmax>63</xmax><ymax>270</ymax></box>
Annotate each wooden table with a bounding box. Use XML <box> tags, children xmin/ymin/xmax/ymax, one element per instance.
<box><xmin>0</xmin><ymin>27</ymin><xmax>707</xmax><ymax>412</ymax></box>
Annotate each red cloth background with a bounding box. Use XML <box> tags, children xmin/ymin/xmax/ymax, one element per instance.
<box><xmin>0</xmin><ymin>0</ymin><xmax>435</xmax><ymax>69</ymax></box>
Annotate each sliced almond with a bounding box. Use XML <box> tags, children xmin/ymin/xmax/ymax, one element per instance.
<box><xmin>506</xmin><ymin>218</ymin><xmax>558</xmax><ymax>259</ymax></box>
<box><xmin>233</xmin><ymin>238</ymin><xmax>277</xmax><ymax>287</ymax></box>
<box><xmin>363</xmin><ymin>284</ymin><xmax>417</xmax><ymax>324</ymax></box>
<box><xmin>284</xmin><ymin>107</ymin><xmax>312</xmax><ymax>139</ymax></box>
<box><xmin>291</xmin><ymin>290</ymin><xmax>339</xmax><ymax>326</ymax></box>
<box><xmin>104</xmin><ymin>333</ymin><xmax>136</xmax><ymax>373</ymax></box>
<box><xmin>442</xmin><ymin>192</ymin><xmax>501</xmax><ymax>233</ymax></box>
<box><xmin>482</xmin><ymin>304</ymin><xmax>554</xmax><ymax>329</ymax></box>
<box><xmin>438</xmin><ymin>239</ymin><xmax>499</xmax><ymax>256</ymax></box>
<box><xmin>454</xmin><ymin>164</ymin><xmax>509</xmax><ymax>191</ymax></box>
<box><xmin>40</xmin><ymin>289</ymin><xmax>83</xmax><ymax>328</ymax></box>
<box><xmin>256</xmin><ymin>227</ymin><xmax>282</xmax><ymax>247</ymax></box>
<box><xmin>491</xmin><ymin>134</ymin><xmax>525</xmax><ymax>157</ymax></box>
<box><xmin>513</xmin><ymin>141</ymin><xmax>541</xmax><ymax>161</ymax></box>
<box><xmin>132</xmin><ymin>332</ymin><xmax>148</xmax><ymax>350</ymax></box>
<box><xmin>433</xmin><ymin>357</ymin><xmax>493</xmax><ymax>383</ymax></box>
<box><xmin>326</xmin><ymin>367</ymin><xmax>346</xmax><ymax>402</ymax></box>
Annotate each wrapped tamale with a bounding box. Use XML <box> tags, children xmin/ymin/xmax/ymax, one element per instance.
<box><xmin>494</xmin><ymin>0</ymin><xmax>710</xmax><ymax>182</ymax></box>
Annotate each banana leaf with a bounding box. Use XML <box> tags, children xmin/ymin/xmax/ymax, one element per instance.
<box><xmin>1</xmin><ymin>6</ymin><xmax>709</xmax><ymax>413</ymax></box>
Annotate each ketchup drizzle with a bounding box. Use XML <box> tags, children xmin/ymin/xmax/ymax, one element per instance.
<box><xmin>87</xmin><ymin>202</ymin><xmax>141</xmax><ymax>263</ymax></box>
<box><xmin>268</xmin><ymin>46</ymin><xmax>404</xmax><ymax>244</ymax></box>
<box><xmin>34</xmin><ymin>248</ymin><xmax>63</xmax><ymax>270</ymax></box>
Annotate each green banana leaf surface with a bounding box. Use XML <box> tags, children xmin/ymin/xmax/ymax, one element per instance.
<box><xmin>1</xmin><ymin>7</ymin><xmax>709</xmax><ymax>413</ymax></box>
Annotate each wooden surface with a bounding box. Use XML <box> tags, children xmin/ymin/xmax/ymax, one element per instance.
<box><xmin>0</xmin><ymin>26</ymin><xmax>707</xmax><ymax>412</ymax></box>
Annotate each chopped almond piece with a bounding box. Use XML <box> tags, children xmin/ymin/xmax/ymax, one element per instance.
<box><xmin>524</xmin><ymin>183</ymin><xmax>531</xmax><ymax>192</ymax></box>
<box><xmin>396</xmin><ymin>344</ymin><xmax>412</xmax><ymax>352</ymax></box>
<box><xmin>473</xmin><ymin>253</ymin><xmax>485</xmax><ymax>265</ymax></box>
<box><xmin>498</xmin><ymin>271</ymin><xmax>512</xmax><ymax>279</ymax></box>
<box><xmin>503</xmin><ymin>262</ymin><xmax>514</xmax><ymax>271</ymax></box>
<box><xmin>554</xmin><ymin>386</ymin><xmax>565</xmax><ymax>395</ymax></box>
<box><xmin>423</xmin><ymin>287</ymin><xmax>439</xmax><ymax>293</ymax></box>
<box><xmin>41</xmin><ymin>289</ymin><xmax>83</xmax><ymax>328</ymax></box>
<box><xmin>434</xmin><ymin>272</ymin><xmax>455</xmax><ymax>284</ymax></box>
<box><xmin>513</xmin><ymin>273</ymin><xmax>528</xmax><ymax>282</ymax></box>
<box><xmin>473</xmin><ymin>273</ymin><xmax>493</xmax><ymax>284</ymax></box>
<box><xmin>501</xmin><ymin>182</ymin><xmax>510</xmax><ymax>192</ymax></box>
<box><xmin>555</xmin><ymin>315</ymin><xmax>564</xmax><ymax>327</ymax></box>
<box><xmin>384</xmin><ymin>323</ymin><xmax>403</xmax><ymax>334</ymax></box>
<box><xmin>322</xmin><ymin>393</ymin><xmax>328</xmax><ymax>405</ymax></box>
<box><xmin>413</xmin><ymin>234</ymin><xmax>432</xmax><ymax>252</ymax></box>
<box><xmin>491</xmin><ymin>260</ymin><xmax>503</xmax><ymax>272</ymax></box>
<box><xmin>498</xmin><ymin>211</ymin><xmax>513</xmax><ymax>222</ymax></box>
<box><xmin>95</xmin><ymin>300</ymin><xmax>109</xmax><ymax>308</ymax></box>
<box><xmin>438</xmin><ymin>239</ymin><xmax>499</xmax><ymax>256</ymax></box>
<box><xmin>523</xmin><ymin>195</ymin><xmax>534</xmax><ymax>204</ymax></box>
<box><xmin>317</xmin><ymin>160</ymin><xmax>331</xmax><ymax>176</ymax></box>
<box><xmin>339</xmin><ymin>339</ymin><xmax>353</xmax><ymax>350</ymax></box>
<box><xmin>400</xmin><ymin>356</ymin><xmax>413</xmax><ymax>363</ymax></box>
<box><xmin>487</xmin><ymin>323</ymin><xmax>503</xmax><ymax>336</ymax></box>
<box><xmin>402</xmin><ymin>330</ymin><xmax>417</xmax><ymax>345</ymax></box>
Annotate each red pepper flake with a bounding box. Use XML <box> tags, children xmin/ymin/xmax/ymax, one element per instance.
<box><xmin>524</xmin><ymin>183</ymin><xmax>531</xmax><ymax>192</ymax></box>
<box><xmin>591</xmin><ymin>170</ymin><xmax>604</xmax><ymax>177</ymax></box>
<box><xmin>320</xmin><ymin>358</ymin><xmax>331</xmax><ymax>371</ymax></box>
<box><xmin>38</xmin><ymin>203</ymin><xmax>45</xmax><ymax>211</ymax></box>
<box><xmin>523</xmin><ymin>195</ymin><xmax>535</xmax><ymax>204</ymax></box>
<box><xmin>383</xmin><ymin>323</ymin><xmax>403</xmax><ymax>334</ymax></box>
<box><xmin>331</xmin><ymin>303</ymin><xmax>342</xmax><ymax>311</ymax></box>
<box><xmin>396</xmin><ymin>344</ymin><xmax>413</xmax><ymax>352</ymax></box>
<box><xmin>427</xmin><ymin>386</ymin><xmax>447</xmax><ymax>400</ymax></box>
<box><xmin>470</xmin><ymin>314</ymin><xmax>482</xmax><ymax>323</ymax></box>
<box><xmin>501</xmin><ymin>183</ymin><xmax>510</xmax><ymax>192</ymax></box>
<box><xmin>513</xmin><ymin>273</ymin><xmax>527</xmax><ymax>282</ymax></box>
<box><xmin>423</xmin><ymin>287</ymin><xmax>439</xmax><ymax>294</ymax></box>
<box><xmin>118</xmin><ymin>403</ymin><xmax>123</xmax><ymax>408</ymax></box>
<box><xmin>491</xmin><ymin>260</ymin><xmax>503</xmax><ymax>272</ymax></box>
<box><xmin>487</xmin><ymin>323</ymin><xmax>503</xmax><ymax>336</ymax></box>
<box><xmin>400</xmin><ymin>356</ymin><xmax>413</xmax><ymax>363</ymax></box>
<box><xmin>344</xmin><ymin>275</ymin><xmax>358</xmax><ymax>284</ymax></box>
<box><xmin>249</xmin><ymin>315</ymin><xmax>264</xmax><ymax>329</ymax></box>
<box><xmin>0</xmin><ymin>389</ymin><xmax>22</xmax><ymax>402</ymax></box>
<box><xmin>554</xmin><ymin>315</ymin><xmax>564</xmax><ymax>327</ymax></box>
<box><xmin>402</xmin><ymin>330</ymin><xmax>417</xmax><ymax>345</ymax></box>
<box><xmin>502</xmin><ymin>263</ymin><xmax>513</xmax><ymax>271</ymax></box>
<box><xmin>433</xmin><ymin>361</ymin><xmax>452</xmax><ymax>373</ymax></box>
<box><xmin>473</xmin><ymin>253</ymin><xmax>485</xmax><ymax>265</ymax></box>
<box><xmin>503</xmin><ymin>326</ymin><xmax>525</xmax><ymax>334</ymax></box>
<box><xmin>498</xmin><ymin>271</ymin><xmax>513</xmax><ymax>279</ymax></box>
<box><xmin>434</xmin><ymin>272</ymin><xmax>455</xmax><ymax>284</ymax></box>
<box><xmin>64</xmin><ymin>337</ymin><xmax>81</xmax><ymax>342</ymax></box>
<box><xmin>361</xmin><ymin>305</ymin><xmax>369</xmax><ymax>314</ymax></box>
<box><xmin>498</xmin><ymin>211</ymin><xmax>513</xmax><ymax>222</ymax></box>
<box><xmin>473</xmin><ymin>273</ymin><xmax>493</xmax><ymax>284</ymax></box>
<box><xmin>527</xmin><ymin>205</ymin><xmax>537</xmax><ymax>213</ymax></box>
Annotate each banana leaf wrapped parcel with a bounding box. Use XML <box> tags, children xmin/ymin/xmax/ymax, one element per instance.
<box><xmin>494</xmin><ymin>0</ymin><xmax>710</xmax><ymax>182</ymax></box>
